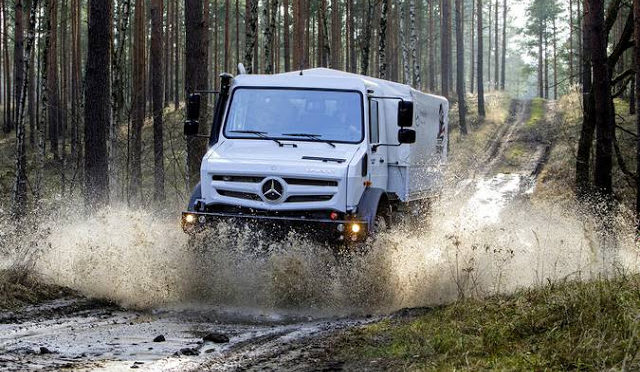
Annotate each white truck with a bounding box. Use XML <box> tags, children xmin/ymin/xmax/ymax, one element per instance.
<box><xmin>182</xmin><ymin>68</ymin><xmax>448</xmax><ymax>243</ymax></box>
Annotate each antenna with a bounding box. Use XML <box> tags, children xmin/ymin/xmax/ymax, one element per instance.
<box><xmin>237</xmin><ymin>63</ymin><xmax>247</xmax><ymax>75</ymax></box>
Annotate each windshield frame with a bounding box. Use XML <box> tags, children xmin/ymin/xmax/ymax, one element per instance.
<box><xmin>221</xmin><ymin>86</ymin><xmax>366</xmax><ymax>145</ymax></box>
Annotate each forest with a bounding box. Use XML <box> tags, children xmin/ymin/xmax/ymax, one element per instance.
<box><xmin>2</xmin><ymin>0</ymin><xmax>624</xmax><ymax>215</ymax></box>
<box><xmin>2</xmin><ymin>0</ymin><xmax>640</xmax><ymax>370</ymax></box>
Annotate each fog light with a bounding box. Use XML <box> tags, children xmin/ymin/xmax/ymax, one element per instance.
<box><xmin>337</xmin><ymin>224</ymin><xmax>345</xmax><ymax>232</ymax></box>
<box><xmin>351</xmin><ymin>223</ymin><xmax>361</xmax><ymax>234</ymax></box>
<box><xmin>184</xmin><ymin>214</ymin><xmax>196</xmax><ymax>224</ymax></box>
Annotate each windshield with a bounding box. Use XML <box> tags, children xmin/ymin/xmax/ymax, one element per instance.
<box><xmin>223</xmin><ymin>88</ymin><xmax>364</xmax><ymax>143</ymax></box>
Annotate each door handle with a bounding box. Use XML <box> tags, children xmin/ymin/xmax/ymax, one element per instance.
<box><xmin>380</xmin><ymin>159</ymin><xmax>385</xmax><ymax>164</ymax></box>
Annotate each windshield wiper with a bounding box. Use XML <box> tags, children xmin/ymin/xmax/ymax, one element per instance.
<box><xmin>281</xmin><ymin>133</ymin><xmax>336</xmax><ymax>148</ymax></box>
<box><xmin>230</xmin><ymin>130</ymin><xmax>285</xmax><ymax>147</ymax></box>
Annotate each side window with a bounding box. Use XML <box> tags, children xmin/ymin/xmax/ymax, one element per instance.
<box><xmin>369</xmin><ymin>100</ymin><xmax>380</xmax><ymax>144</ymax></box>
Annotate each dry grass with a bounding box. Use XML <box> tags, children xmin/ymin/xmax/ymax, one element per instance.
<box><xmin>447</xmin><ymin>92</ymin><xmax>512</xmax><ymax>180</ymax></box>
<box><xmin>0</xmin><ymin>268</ymin><xmax>73</xmax><ymax>310</ymax></box>
<box><xmin>335</xmin><ymin>275</ymin><xmax>640</xmax><ymax>371</ymax></box>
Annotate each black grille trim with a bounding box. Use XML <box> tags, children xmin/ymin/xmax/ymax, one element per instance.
<box><xmin>285</xmin><ymin>195</ymin><xmax>334</xmax><ymax>203</ymax></box>
<box><xmin>283</xmin><ymin>178</ymin><xmax>338</xmax><ymax>187</ymax></box>
<box><xmin>212</xmin><ymin>175</ymin><xmax>264</xmax><ymax>183</ymax></box>
<box><xmin>217</xmin><ymin>189</ymin><xmax>262</xmax><ymax>201</ymax></box>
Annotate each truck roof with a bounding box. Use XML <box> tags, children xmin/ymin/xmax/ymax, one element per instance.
<box><xmin>231</xmin><ymin>68</ymin><xmax>448</xmax><ymax>103</ymax></box>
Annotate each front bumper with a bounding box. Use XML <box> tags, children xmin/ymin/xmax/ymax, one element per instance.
<box><xmin>181</xmin><ymin>211</ymin><xmax>368</xmax><ymax>242</ymax></box>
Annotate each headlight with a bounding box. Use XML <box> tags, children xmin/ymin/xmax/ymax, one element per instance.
<box><xmin>351</xmin><ymin>223</ymin><xmax>361</xmax><ymax>234</ymax></box>
<box><xmin>184</xmin><ymin>214</ymin><xmax>196</xmax><ymax>224</ymax></box>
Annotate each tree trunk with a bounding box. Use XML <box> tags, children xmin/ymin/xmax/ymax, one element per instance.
<box><xmin>409</xmin><ymin>0</ymin><xmax>420</xmax><ymax>87</ymax></box>
<box><xmin>111</xmin><ymin>0</ymin><xmax>131</xmax><ymax>198</ymax></box>
<box><xmin>494</xmin><ymin>0</ymin><xmax>498</xmax><ymax>90</ymax></box>
<box><xmin>378</xmin><ymin>0</ymin><xmax>388</xmax><ymax>79</ymax></box>
<box><xmin>236</xmin><ymin>0</ymin><xmax>240</xmax><ymax>68</ymax></box>
<box><xmin>14</xmin><ymin>0</ymin><xmax>25</xmax><ymax>138</ymax></box>
<box><xmin>569</xmin><ymin>0</ymin><xmax>574</xmax><ymax>86</ymax></box>
<box><xmin>477</xmin><ymin>0</ymin><xmax>485</xmax><ymax>118</ymax></box>
<box><xmin>1</xmin><ymin>0</ymin><xmax>12</xmax><ymax>134</ymax></box>
<box><xmin>428</xmin><ymin>0</ymin><xmax>435</xmax><ymax>91</ymax></box>
<box><xmin>28</xmin><ymin>0</ymin><xmax>36</xmax><ymax>146</ymax></box>
<box><xmin>224</xmin><ymin>0</ymin><xmax>230</xmax><ymax>73</ymax></box>
<box><xmin>185</xmin><ymin>0</ymin><xmax>209</xmax><ymax>190</ymax></box>
<box><xmin>173</xmin><ymin>0</ymin><xmax>179</xmax><ymax>108</ymax></box>
<box><xmin>283</xmin><ymin>0</ymin><xmax>290</xmax><ymax>71</ymax></box>
<box><xmin>46</xmin><ymin>0</ymin><xmax>59</xmax><ymax>162</ymax></box>
<box><xmin>552</xmin><ymin>17</ymin><xmax>558</xmax><ymax>99</ymax></box>
<box><xmin>399</xmin><ymin>1</ymin><xmax>410</xmax><ymax>84</ymax></box>
<box><xmin>634</xmin><ymin>0</ymin><xmax>640</xmax><ymax>226</ymax></box>
<box><xmin>130</xmin><ymin>0</ymin><xmax>145</xmax><ymax>203</ymax></box>
<box><xmin>470</xmin><ymin>0</ymin><xmax>475</xmax><ymax>94</ymax></box>
<box><xmin>244</xmin><ymin>0</ymin><xmax>257</xmax><ymax>73</ymax></box>
<box><xmin>441</xmin><ymin>0</ymin><xmax>451</xmax><ymax>97</ymax></box>
<box><xmin>265</xmin><ymin>0</ymin><xmax>279</xmax><ymax>73</ymax></box>
<box><xmin>360</xmin><ymin>0</ymin><xmax>373</xmax><ymax>76</ymax></box>
<box><xmin>455</xmin><ymin>0</ymin><xmax>466</xmax><ymax>135</ymax></box>
<box><xmin>70</xmin><ymin>0</ymin><xmax>80</xmax><ymax>174</ymax></box>
<box><xmin>538</xmin><ymin>23</ymin><xmax>544</xmax><ymax>97</ymax></box>
<box><xmin>576</xmin><ymin>0</ymin><xmax>594</xmax><ymax>195</ymax></box>
<box><xmin>151</xmin><ymin>0</ymin><xmax>164</xmax><ymax>201</ymax></box>
<box><xmin>500</xmin><ymin>0</ymin><xmax>506</xmax><ymax>90</ymax></box>
<box><xmin>586</xmin><ymin>0</ymin><xmax>613</xmax><ymax>194</ymax></box>
<box><xmin>331</xmin><ymin>0</ymin><xmax>340</xmax><ymax>69</ymax></box>
<box><xmin>84</xmin><ymin>0</ymin><xmax>112</xmax><ymax>208</ymax></box>
<box><xmin>13</xmin><ymin>0</ymin><xmax>38</xmax><ymax>216</ymax></box>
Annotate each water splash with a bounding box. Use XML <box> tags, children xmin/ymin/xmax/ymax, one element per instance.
<box><xmin>32</xmin><ymin>174</ymin><xmax>639</xmax><ymax>316</ymax></box>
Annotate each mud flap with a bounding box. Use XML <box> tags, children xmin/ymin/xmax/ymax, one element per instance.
<box><xmin>356</xmin><ymin>188</ymin><xmax>387</xmax><ymax>233</ymax></box>
<box><xmin>187</xmin><ymin>183</ymin><xmax>202</xmax><ymax>212</ymax></box>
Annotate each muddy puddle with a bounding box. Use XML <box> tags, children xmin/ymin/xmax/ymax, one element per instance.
<box><xmin>1</xmin><ymin>168</ymin><xmax>638</xmax><ymax>370</ymax></box>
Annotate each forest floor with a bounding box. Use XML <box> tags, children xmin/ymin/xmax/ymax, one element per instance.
<box><xmin>1</xmin><ymin>96</ymin><xmax>639</xmax><ymax>371</ymax></box>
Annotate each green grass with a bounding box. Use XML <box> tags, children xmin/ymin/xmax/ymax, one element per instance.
<box><xmin>526</xmin><ymin>98</ymin><xmax>545</xmax><ymax>128</ymax></box>
<box><xmin>336</xmin><ymin>276</ymin><xmax>640</xmax><ymax>371</ymax></box>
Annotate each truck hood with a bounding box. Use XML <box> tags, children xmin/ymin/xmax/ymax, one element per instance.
<box><xmin>205</xmin><ymin>139</ymin><xmax>363</xmax><ymax>165</ymax></box>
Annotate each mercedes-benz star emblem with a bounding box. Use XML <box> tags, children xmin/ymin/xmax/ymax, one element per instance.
<box><xmin>262</xmin><ymin>178</ymin><xmax>284</xmax><ymax>202</ymax></box>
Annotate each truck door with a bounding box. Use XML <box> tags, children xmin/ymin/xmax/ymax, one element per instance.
<box><xmin>368</xmin><ymin>99</ymin><xmax>389</xmax><ymax>189</ymax></box>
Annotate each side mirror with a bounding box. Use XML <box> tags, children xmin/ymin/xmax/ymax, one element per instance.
<box><xmin>398</xmin><ymin>129</ymin><xmax>416</xmax><ymax>144</ymax></box>
<box><xmin>184</xmin><ymin>94</ymin><xmax>201</xmax><ymax>136</ymax></box>
<box><xmin>398</xmin><ymin>101</ymin><xmax>414</xmax><ymax>128</ymax></box>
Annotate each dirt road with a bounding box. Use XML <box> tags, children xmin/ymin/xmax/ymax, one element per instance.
<box><xmin>3</xmin><ymin>99</ymin><xmax>619</xmax><ymax>371</ymax></box>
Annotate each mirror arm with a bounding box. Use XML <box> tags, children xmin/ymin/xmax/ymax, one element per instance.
<box><xmin>372</xmin><ymin>143</ymin><xmax>401</xmax><ymax>152</ymax></box>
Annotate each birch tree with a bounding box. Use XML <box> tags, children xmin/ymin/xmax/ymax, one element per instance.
<box><xmin>409</xmin><ymin>0</ymin><xmax>420</xmax><ymax>87</ymax></box>
<box><xmin>13</xmin><ymin>0</ymin><xmax>39</xmax><ymax>216</ymax></box>
<box><xmin>244</xmin><ymin>0</ymin><xmax>258</xmax><ymax>73</ymax></box>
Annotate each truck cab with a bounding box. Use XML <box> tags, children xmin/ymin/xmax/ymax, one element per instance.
<box><xmin>182</xmin><ymin>68</ymin><xmax>448</xmax><ymax>243</ymax></box>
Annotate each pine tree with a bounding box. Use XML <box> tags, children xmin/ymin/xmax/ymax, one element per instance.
<box><xmin>455</xmin><ymin>0</ymin><xmax>467</xmax><ymax>135</ymax></box>
<box><xmin>84</xmin><ymin>0</ymin><xmax>112</xmax><ymax>208</ymax></box>
<box><xmin>151</xmin><ymin>0</ymin><xmax>165</xmax><ymax>201</ymax></box>
<box><xmin>477</xmin><ymin>0</ymin><xmax>486</xmax><ymax>117</ymax></box>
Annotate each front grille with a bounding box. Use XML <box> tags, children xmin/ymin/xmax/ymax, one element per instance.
<box><xmin>217</xmin><ymin>189</ymin><xmax>262</xmax><ymax>201</ymax></box>
<box><xmin>286</xmin><ymin>195</ymin><xmax>334</xmax><ymax>203</ymax></box>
